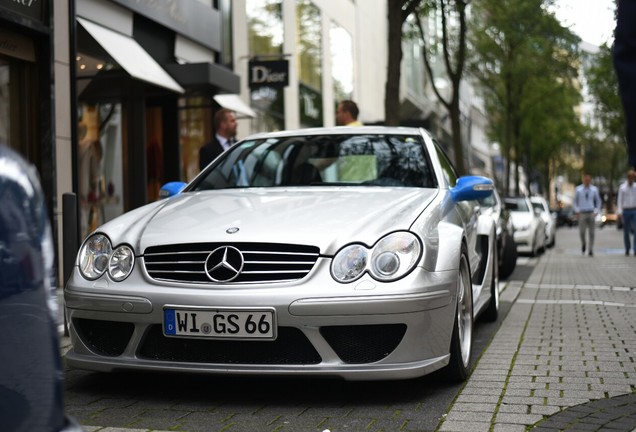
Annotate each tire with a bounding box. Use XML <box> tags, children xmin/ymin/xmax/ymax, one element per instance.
<box><xmin>446</xmin><ymin>246</ymin><xmax>473</xmax><ymax>382</ymax></box>
<box><xmin>482</xmin><ymin>246</ymin><xmax>499</xmax><ymax>322</ymax></box>
<box><xmin>530</xmin><ymin>239</ymin><xmax>537</xmax><ymax>257</ymax></box>
<box><xmin>499</xmin><ymin>232</ymin><xmax>517</xmax><ymax>280</ymax></box>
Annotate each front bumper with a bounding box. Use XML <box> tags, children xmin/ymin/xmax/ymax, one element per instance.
<box><xmin>64</xmin><ymin>259</ymin><xmax>458</xmax><ymax>381</ymax></box>
<box><xmin>513</xmin><ymin>229</ymin><xmax>535</xmax><ymax>253</ymax></box>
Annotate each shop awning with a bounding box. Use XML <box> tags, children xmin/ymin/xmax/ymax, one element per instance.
<box><xmin>213</xmin><ymin>94</ymin><xmax>257</xmax><ymax>118</ymax></box>
<box><xmin>77</xmin><ymin>17</ymin><xmax>184</xmax><ymax>94</ymax></box>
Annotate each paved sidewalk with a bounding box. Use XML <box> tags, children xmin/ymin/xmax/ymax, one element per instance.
<box><xmin>439</xmin><ymin>225</ymin><xmax>636</xmax><ymax>432</ymax></box>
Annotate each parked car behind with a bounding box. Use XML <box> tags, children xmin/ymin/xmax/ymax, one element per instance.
<box><xmin>599</xmin><ymin>211</ymin><xmax>621</xmax><ymax>229</ymax></box>
<box><xmin>65</xmin><ymin>126</ymin><xmax>498</xmax><ymax>382</ymax></box>
<box><xmin>555</xmin><ymin>206</ymin><xmax>576</xmax><ymax>227</ymax></box>
<box><xmin>479</xmin><ymin>189</ymin><xmax>517</xmax><ymax>279</ymax></box>
<box><xmin>530</xmin><ymin>196</ymin><xmax>557</xmax><ymax>248</ymax></box>
<box><xmin>0</xmin><ymin>144</ymin><xmax>82</xmax><ymax>432</ymax></box>
<box><xmin>504</xmin><ymin>196</ymin><xmax>546</xmax><ymax>256</ymax></box>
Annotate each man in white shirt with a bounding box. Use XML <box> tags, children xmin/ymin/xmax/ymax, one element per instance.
<box><xmin>617</xmin><ymin>169</ymin><xmax>636</xmax><ymax>255</ymax></box>
<box><xmin>573</xmin><ymin>174</ymin><xmax>602</xmax><ymax>256</ymax></box>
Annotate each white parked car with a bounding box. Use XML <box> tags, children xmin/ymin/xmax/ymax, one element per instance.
<box><xmin>504</xmin><ymin>196</ymin><xmax>546</xmax><ymax>256</ymax></box>
<box><xmin>530</xmin><ymin>196</ymin><xmax>556</xmax><ymax>248</ymax></box>
<box><xmin>65</xmin><ymin>126</ymin><xmax>498</xmax><ymax>382</ymax></box>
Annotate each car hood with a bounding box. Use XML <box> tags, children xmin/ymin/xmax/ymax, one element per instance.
<box><xmin>508</xmin><ymin>212</ymin><xmax>534</xmax><ymax>228</ymax></box>
<box><xmin>101</xmin><ymin>188</ymin><xmax>438</xmax><ymax>256</ymax></box>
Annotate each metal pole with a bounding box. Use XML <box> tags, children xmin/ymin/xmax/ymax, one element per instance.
<box><xmin>62</xmin><ymin>193</ymin><xmax>79</xmax><ymax>336</ymax></box>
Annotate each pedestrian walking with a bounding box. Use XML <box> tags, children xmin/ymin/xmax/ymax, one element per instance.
<box><xmin>617</xmin><ymin>169</ymin><xmax>636</xmax><ymax>255</ymax></box>
<box><xmin>573</xmin><ymin>174</ymin><xmax>602</xmax><ymax>256</ymax></box>
<box><xmin>199</xmin><ymin>108</ymin><xmax>238</xmax><ymax>171</ymax></box>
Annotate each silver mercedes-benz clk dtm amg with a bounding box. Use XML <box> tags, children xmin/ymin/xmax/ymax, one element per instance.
<box><xmin>65</xmin><ymin>126</ymin><xmax>498</xmax><ymax>382</ymax></box>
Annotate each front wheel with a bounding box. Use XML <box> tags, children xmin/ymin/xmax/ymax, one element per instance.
<box><xmin>482</xmin><ymin>246</ymin><xmax>499</xmax><ymax>322</ymax></box>
<box><xmin>499</xmin><ymin>232</ymin><xmax>517</xmax><ymax>279</ymax></box>
<box><xmin>446</xmin><ymin>247</ymin><xmax>473</xmax><ymax>382</ymax></box>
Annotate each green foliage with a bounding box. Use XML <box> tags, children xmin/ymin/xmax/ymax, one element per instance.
<box><xmin>584</xmin><ymin>44</ymin><xmax>624</xmax><ymax>143</ymax></box>
<box><xmin>583</xmin><ymin>43</ymin><xmax>627</xmax><ymax>187</ymax></box>
<box><xmin>469</xmin><ymin>0</ymin><xmax>583</xmax><ymax>195</ymax></box>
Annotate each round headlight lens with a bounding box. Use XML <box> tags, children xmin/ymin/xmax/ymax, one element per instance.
<box><xmin>331</xmin><ymin>244</ymin><xmax>368</xmax><ymax>283</ymax></box>
<box><xmin>108</xmin><ymin>245</ymin><xmax>135</xmax><ymax>281</ymax></box>
<box><xmin>78</xmin><ymin>234</ymin><xmax>112</xmax><ymax>280</ymax></box>
<box><xmin>370</xmin><ymin>232</ymin><xmax>421</xmax><ymax>281</ymax></box>
<box><xmin>373</xmin><ymin>251</ymin><xmax>400</xmax><ymax>276</ymax></box>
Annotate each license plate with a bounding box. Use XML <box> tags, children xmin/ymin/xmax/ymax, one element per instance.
<box><xmin>163</xmin><ymin>307</ymin><xmax>276</xmax><ymax>340</ymax></box>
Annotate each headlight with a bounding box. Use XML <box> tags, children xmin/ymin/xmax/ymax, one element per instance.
<box><xmin>370</xmin><ymin>232</ymin><xmax>421</xmax><ymax>281</ymax></box>
<box><xmin>78</xmin><ymin>234</ymin><xmax>135</xmax><ymax>281</ymax></box>
<box><xmin>331</xmin><ymin>244</ymin><xmax>368</xmax><ymax>282</ymax></box>
<box><xmin>79</xmin><ymin>234</ymin><xmax>112</xmax><ymax>279</ymax></box>
<box><xmin>331</xmin><ymin>232</ymin><xmax>422</xmax><ymax>283</ymax></box>
<box><xmin>109</xmin><ymin>245</ymin><xmax>135</xmax><ymax>281</ymax></box>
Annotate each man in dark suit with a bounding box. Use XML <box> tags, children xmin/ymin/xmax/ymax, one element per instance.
<box><xmin>199</xmin><ymin>108</ymin><xmax>238</xmax><ymax>171</ymax></box>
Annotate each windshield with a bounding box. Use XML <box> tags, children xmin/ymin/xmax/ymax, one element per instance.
<box><xmin>505</xmin><ymin>198</ymin><xmax>530</xmax><ymax>212</ymax></box>
<box><xmin>189</xmin><ymin>134</ymin><xmax>437</xmax><ymax>191</ymax></box>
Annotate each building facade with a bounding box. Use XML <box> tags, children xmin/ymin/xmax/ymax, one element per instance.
<box><xmin>232</xmin><ymin>0</ymin><xmax>387</xmax><ymax>135</ymax></box>
<box><xmin>15</xmin><ymin>0</ymin><xmax>490</xmax><ymax>285</ymax></box>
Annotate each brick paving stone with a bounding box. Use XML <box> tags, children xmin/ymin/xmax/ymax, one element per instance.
<box><xmin>437</xmin><ymin>419</ymin><xmax>491</xmax><ymax>432</ymax></box>
<box><xmin>492</xmin><ymin>424</ymin><xmax>529</xmax><ymax>432</ymax></box>
<box><xmin>451</xmin><ymin>402</ymin><xmax>499</xmax><ymax>412</ymax></box>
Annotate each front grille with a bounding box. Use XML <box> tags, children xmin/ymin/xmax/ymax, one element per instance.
<box><xmin>143</xmin><ymin>242</ymin><xmax>320</xmax><ymax>284</ymax></box>
<box><xmin>320</xmin><ymin>324</ymin><xmax>407</xmax><ymax>364</ymax></box>
<box><xmin>73</xmin><ymin>318</ymin><xmax>134</xmax><ymax>357</ymax></box>
<box><xmin>138</xmin><ymin>325</ymin><xmax>322</xmax><ymax>364</ymax></box>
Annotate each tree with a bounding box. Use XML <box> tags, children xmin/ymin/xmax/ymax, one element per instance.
<box><xmin>470</xmin><ymin>0</ymin><xmax>581</xmax><ymax>196</ymax></box>
<box><xmin>413</xmin><ymin>0</ymin><xmax>469</xmax><ymax>175</ymax></box>
<box><xmin>585</xmin><ymin>43</ymin><xmax>627</xmax><ymax>209</ymax></box>
<box><xmin>385</xmin><ymin>0</ymin><xmax>422</xmax><ymax>126</ymax></box>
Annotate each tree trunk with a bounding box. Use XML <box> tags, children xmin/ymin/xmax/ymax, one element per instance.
<box><xmin>450</xmin><ymin>99</ymin><xmax>466</xmax><ymax>175</ymax></box>
<box><xmin>385</xmin><ymin>1</ymin><xmax>404</xmax><ymax>126</ymax></box>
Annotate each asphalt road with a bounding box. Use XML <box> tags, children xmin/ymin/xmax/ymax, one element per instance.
<box><xmin>61</xmin><ymin>260</ymin><xmax>531</xmax><ymax>432</ymax></box>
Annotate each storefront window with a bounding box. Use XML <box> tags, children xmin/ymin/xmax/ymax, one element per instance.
<box><xmin>296</xmin><ymin>0</ymin><xmax>322</xmax><ymax>127</ymax></box>
<box><xmin>77</xmin><ymin>103</ymin><xmax>124</xmax><ymax>240</ymax></box>
<box><xmin>247</xmin><ymin>0</ymin><xmax>285</xmax><ymax>133</ymax></box>
<box><xmin>178</xmin><ymin>97</ymin><xmax>213</xmax><ymax>182</ymax></box>
<box><xmin>0</xmin><ymin>54</ymin><xmax>37</xmax><ymax>158</ymax></box>
<box><xmin>146</xmin><ymin>106</ymin><xmax>164</xmax><ymax>201</ymax></box>
<box><xmin>330</xmin><ymin>22</ymin><xmax>353</xmax><ymax>102</ymax></box>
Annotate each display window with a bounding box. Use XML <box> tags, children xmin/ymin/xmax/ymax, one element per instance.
<box><xmin>0</xmin><ymin>53</ymin><xmax>38</xmax><ymax>162</ymax></box>
<box><xmin>77</xmin><ymin>103</ymin><xmax>124</xmax><ymax>240</ymax></box>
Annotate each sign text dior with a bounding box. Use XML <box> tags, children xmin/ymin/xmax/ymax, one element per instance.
<box><xmin>248</xmin><ymin>60</ymin><xmax>289</xmax><ymax>89</ymax></box>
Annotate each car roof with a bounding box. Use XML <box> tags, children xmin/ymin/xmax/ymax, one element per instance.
<box><xmin>242</xmin><ymin>126</ymin><xmax>428</xmax><ymax>140</ymax></box>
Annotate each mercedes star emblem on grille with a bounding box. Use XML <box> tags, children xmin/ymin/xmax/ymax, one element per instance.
<box><xmin>205</xmin><ymin>246</ymin><xmax>244</xmax><ymax>282</ymax></box>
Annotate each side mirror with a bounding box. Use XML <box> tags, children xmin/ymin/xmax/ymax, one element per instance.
<box><xmin>159</xmin><ymin>181</ymin><xmax>187</xmax><ymax>198</ymax></box>
<box><xmin>450</xmin><ymin>176</ymin><xmax>494</xmax><ymax>202</ymax></box>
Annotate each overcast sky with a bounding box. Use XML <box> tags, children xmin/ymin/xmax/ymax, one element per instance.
<box><xmin>552</xmin><ymin>0</ymin><xmax>615</xmax><ymax>46</ymax></box>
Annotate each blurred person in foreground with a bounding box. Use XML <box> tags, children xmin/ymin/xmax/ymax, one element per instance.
<box><xmin>336</xmin><ymin>100</ymin><xmax>363</xmax><ymax>126</ymax></box>
<box><xmin>199</xmin><ymin>108</ymin><xmax>238</xmax><ymax>171</ymax></box>
<box><xmin>0</xmin><ymin>143</ymin><xmax>82</xmax><ymax>431</ymax></box>
<box><xmin>617</xmin><ymin>169</ymin><xmax>636</xmax><ymax>255</ymax></box>
<box><xmin>613</xmin><ymin>0</ymin><xmax>636</xmax><ymax>169</ymax></box>
<box><xmin>573</xmin><ymin>174</ymin><xmax>602</xmax><ymax>256</ymax></box>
